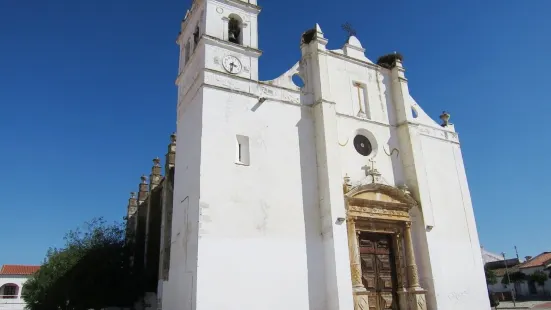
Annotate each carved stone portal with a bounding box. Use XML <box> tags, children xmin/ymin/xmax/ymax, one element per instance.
<box><xmin>344</xmin><ymin>182</ymin><xmax>427</xmax><ymax>310</ymax></box>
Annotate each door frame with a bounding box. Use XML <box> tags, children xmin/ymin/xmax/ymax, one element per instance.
<box><xmin>343</xmin><ymin>182</ymin><xmax>427</xmax><ymax>310</ymax></box>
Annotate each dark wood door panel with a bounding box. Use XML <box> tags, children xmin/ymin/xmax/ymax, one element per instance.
<box><xmin>359</xmin><ymin>233</ymin><xmax>398</xmax><ymax>310</ymax></box>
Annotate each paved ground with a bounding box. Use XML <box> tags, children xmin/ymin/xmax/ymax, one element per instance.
<box><xmin>497</xmin><ymin>301</ymin><xmax>551</xmax><ymax>309</ymax></box>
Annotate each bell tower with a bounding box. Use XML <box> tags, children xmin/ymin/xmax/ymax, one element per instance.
<box><xmin>203</xmin><ymin>0</ymin><xmax>262</xmax><ymax>80</ymax></box>
<box><xmin>176</xmin><ymin>0</ymin><xmax>262</xmax><ymax>86</ymax></box>
<box><xmin>167</xmin><ymin>1</ymin><xmax>264</xmax><ymax>310</ymax></box>
<box><xmin>203</xmin><ymin>0</ymin><xmax>259</xmax><ymax>48</ymax></box>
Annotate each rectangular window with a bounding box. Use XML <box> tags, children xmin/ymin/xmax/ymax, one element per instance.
<box><xmin>235</xmin><ymin>135</ymin><xmax>250</xmax><ymax>166</ymax></box>
<box><xmin>352</xmin><ymin>82</ymin><xmax>370</xmax><ymax>119</ymax></box>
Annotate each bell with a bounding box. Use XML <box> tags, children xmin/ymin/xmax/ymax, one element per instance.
<box><xmin>229</xmin><ymin>31</ymin><xmax>238</xmax><ymax>43</ymax></box>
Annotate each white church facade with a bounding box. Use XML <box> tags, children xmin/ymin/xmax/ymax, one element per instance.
<box><xmin>151</xmin><ymin>0</ymin><xmax>490</xmax><ymax>309</ymax></box>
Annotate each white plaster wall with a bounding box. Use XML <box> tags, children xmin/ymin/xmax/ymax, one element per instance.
<box><xmin>336</xmin><ymin>116</ymin><xmax>402</xmax><ymax>186</ymax></box>
<box><xmin>329</xmin><ymin>61</ymin><xmax>390</xmax><ymax>125</ymax></box>
<box><xmin>323</xmin><ymin>54</ymin><xmax>404</xmax><ymax>185</ymax></box>
<box><xmin>516</xmin><ymin>266</ymin><xmax>551</xmax><ymax>296</ymax></box>
<box><xmin>168</xmin><ymin>1</ymin><xmax>265</xmax><ymax>308</ymax></box>
<box><xmin>0</xmin><ymin>275</ymin><xmax>30</xmax><ymax>310</ymax></box>
<box><xmin>194</xmin><ymin>86</ymin><xmax>325</xmax><ymax>310</ymax></box>
<box><xmin>318</xmin><ymin>37</ymin><xmax>490</xmax><ymax>310</ymax></box>
<box><xmin>417</xmin><ymin>134</ymin><xmax>490</xmax><ymax>310</ymax></box>
<box><xmin>165</xmin><ymin>84</ymin><xmax>204</xmax><ymax>310</ymax></box>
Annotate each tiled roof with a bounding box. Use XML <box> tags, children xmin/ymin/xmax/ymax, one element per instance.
<box><xmin>493</xmin><ymin>265</ymin><xmax>520</xmax><ymax>277</ymax></box>
<box><xmin>0</xmin><ymin>265</ymin><xmax>40</xmax><ymax>275</ymax></box>
<box><xmin>486</xmin><ymin>258</ymin><xmax>520</xmax><ymax>270</ymax></box>
<box><xmin>520</xmin><ymin>252</ymin><xmax>551</xmax><ymax>269</ymax></box>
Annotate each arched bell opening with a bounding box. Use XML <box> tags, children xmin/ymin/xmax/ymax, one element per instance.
<box><xmin>228</xmin><ymin>14</ymin><xmax>243</xmax><ymax>45</ymax></box>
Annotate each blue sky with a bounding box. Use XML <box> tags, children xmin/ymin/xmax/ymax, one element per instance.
<box><xmin>0</xmin><ymin>0</ymin><xmax>549</xmax><ymax>265</ymax></box>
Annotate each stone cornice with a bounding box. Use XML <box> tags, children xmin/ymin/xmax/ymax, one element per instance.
<box><xmin>203</xmin><ymin>35</ymin><xmax>262</xmax><ymax>57</ymax></box>
<box><xmin>258</xmin><ymin>81</ymin><xmax>301</xmax><ymax>95</ymax></box>
<box><xmin>197</xmin><ymin>69</ymin><xmax>302</xmax><ymax>107</ymax></box>
<box><xmin>324</xmin><ymin>50</ymin><xmax>382</xmax><ymax>71</ymax></box>
<box><xmin>223</xmin><ymin>0</ymin><xmax>262</xmax><ymax>13</ymax></box>
<box><xmin>336</xmin><ymin>112</ymin><xmax>391</xmax><ymax>127</ymax></box>
<box><xmin>417</xmin><ymin>124</ymin><xmax>459</xmax><ymax>144</ymax></box>
<box><xmin>311</xmin><ymin>99</ymin><xmax>337</xmax><ymax>107</ymax></box>
<box><xmin>202</xmin><ymin>83</ymin><xmax>301</xmax><ymax>108</ymax></box>
<box><xmin>396</xmin><ymin>122</ymin><xmax>460</xmax><ymax>144</ymax></box>
<box><xmin>345</xmin><ymin>183</ymin><xmax>419</xmax><ymax>207</ymax></box>
<box><xmin>347</xmin><ymin>198</ymin><xmax>410</xmax><ymax>210</ymax></box>
<box><xmin>205</xmin><ymin>67</ymin><xmax>254</xmax><ymax>84</ymax></box>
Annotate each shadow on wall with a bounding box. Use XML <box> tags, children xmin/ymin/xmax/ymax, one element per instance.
<box><xmin>296</xmin><ymin>105</ymin><xmax>327</xmax><ymax>310</ymax></box>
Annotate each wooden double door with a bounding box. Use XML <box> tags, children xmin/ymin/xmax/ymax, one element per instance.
<box><xmin>359</xmin><ymin>232</ymin><xmax>399</xmax><ymax>310</ymax></box>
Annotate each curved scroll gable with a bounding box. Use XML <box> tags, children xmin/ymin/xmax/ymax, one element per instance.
<box><xmin>260</xmin><ymin>61</ymin><xmax>303</xmax><ymax>91</ymax></box>
<box><xmin>345</xmin><ymin>183</ymin><xmax>418</xmax><ymax>207</ymax></box>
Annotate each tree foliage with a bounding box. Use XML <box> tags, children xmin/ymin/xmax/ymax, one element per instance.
<box><xmin>485</xmin><ymin>267</ymin><xmax>498</xmax><ymax>285</ymax></box>
<box><xmin>23</xmin><ymin>218</ymin><xmax>142</xmax><ymax>310</ymax></box>
<box><xmin>529</xmin><ymin>270</ymin><xmax>549</xmax><ymax>286</ymax></box>
<box><xmin>501</xmin><ymin>271</ymin><xmax>527</xmax><ymax>285</ymax></box>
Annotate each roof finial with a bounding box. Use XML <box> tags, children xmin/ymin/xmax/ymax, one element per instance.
<box><xmin>439</xmin><ymin>111</ymin><xmax>451</xmax><ymax>127</ymax></box>
<box><xmin>153</xmin><ymin>157</ymin><xmax>161</xmax><ymax>167</ymax></box>
<box><xmin>140</xmin><ymin>175</ymin><xmax>147</xmax><ymax>183</ymax></box>
<box><xmin>398</xmin><ymin>184</ymin><xmax>411</xmax><ymax>195</ymax></box>
<box><xmin>170</xmin><ymin>132</ymin><xmax>177</xmax><ymax>144</ymax></box>
<box><xmin>342</xmin><ymin>174</ymin><xmax>352</xmax><ymax>194</ymax></box>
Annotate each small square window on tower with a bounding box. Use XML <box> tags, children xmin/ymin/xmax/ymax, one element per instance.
<box><xmin>235</xmin><ymin>135</ymin><xmax>250</xmax><ymax>166</ymax></box>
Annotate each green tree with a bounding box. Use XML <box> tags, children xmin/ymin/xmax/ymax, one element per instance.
<box><xmin>485</xmin><ymin>267</ymin><xmax>498</xmax><ymax>285</ymax></box>
<box><xmin>529</xmin><ymin>270</ymin><xmax>549</xmax><ymax>287</ymax></box>
<box><xmin>23</xmin><ymin>218</ymin><xmax>142</xmax><ymax>310</ymax></box>
<box><xmin>502</xmin><ymin>271</ymin><xmax>527</xmax><ymax>285</ymax></box>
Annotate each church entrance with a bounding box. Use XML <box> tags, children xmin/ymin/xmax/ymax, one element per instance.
<box><xmin>344</xmin><ymin>183</ymin><xmax>428</xmax><ymax>310</ymax></box>
<box><xmin>359</xmin><ymin>232</ymin><xmax>398</xmax><ymax>310</ymax></box>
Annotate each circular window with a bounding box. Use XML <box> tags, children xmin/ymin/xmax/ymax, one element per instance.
<box><xmin>353</xmin><ymin>135</ymin><xmax>373</xmax><ymax>156</ymax></box>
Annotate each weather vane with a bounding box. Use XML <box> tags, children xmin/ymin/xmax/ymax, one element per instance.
<box><xmin>341</xmin><ymin>22</ymin><xmax>357</xmax><ymax>38</ymax></box>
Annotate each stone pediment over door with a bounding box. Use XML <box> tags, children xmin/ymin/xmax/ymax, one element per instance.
<box><xmin>344</xmin><ymin>183</ymin><xmax>418</xmax><ymax>222</ymax></box>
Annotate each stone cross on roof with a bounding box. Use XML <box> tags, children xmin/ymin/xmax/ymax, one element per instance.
<box><xmin>361</xmin><ymin>159</ymin><xmax>382</xmax><ymax>184</ymax></box>
<box><xmin>341</xmin><ymin>22</ymin><xmax>357</xmax><ymax>38</ymax></box>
